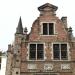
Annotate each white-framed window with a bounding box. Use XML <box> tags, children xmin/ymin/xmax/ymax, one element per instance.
<box><xmin>42</xmin><ymin>22</ymin><xmax>55</xmax><ymax>35</ymax></box>
<box><xmin>29</xmin><ymin>43</ymin><xmax>44</xmax><ymax>60</ymax></box>
<box><xmin>52</xmin><ymin>43</ymin><xmax>69</xmax><ymax>60</ymax></box>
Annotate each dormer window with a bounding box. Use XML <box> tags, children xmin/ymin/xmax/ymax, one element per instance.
<box><xmin>42</xmin><ymin>23</ymin><xmax>54</xmax><ymax>35</ymax></box>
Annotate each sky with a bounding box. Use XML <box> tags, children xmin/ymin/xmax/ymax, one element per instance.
<box><xmin>0</xmin><ymin>0</ymin><xmax>75</xmax><ymax>51</ymax></box>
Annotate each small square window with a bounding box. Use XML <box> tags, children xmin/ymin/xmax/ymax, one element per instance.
<box><xmin>43</xmin><ymin>23</ymin><xmax>54</xmax><ymax>35</ymax></box>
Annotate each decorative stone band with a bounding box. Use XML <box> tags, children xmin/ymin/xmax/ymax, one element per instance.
<box><xmin>61</xmin><ymin>64</ymin><xmax>70</xmax><ymax>70</ymax></box>
<box><xmin>28</xmin><ymin>64</ymin><xmax>37</xmax><ymax>70</ymax></box>
<box><xmin>44</xmin><ymin>64</ymin><xmax>53</xmax><ymax>70</ymax></box>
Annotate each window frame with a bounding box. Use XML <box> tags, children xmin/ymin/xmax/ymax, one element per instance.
<box><xmin>40</xmin><ymin>22</ymin><xmax>56</xmax><ymax>36</ymax></box>
<box><xmin>52</xmin><ymin>42</ymin><xmax>70</xmax><ymax>61</ymax></box>
<box><xmin>28</xmin><ymin>43</ymin><xmax>45</xmax><ymax>61</ymax></box>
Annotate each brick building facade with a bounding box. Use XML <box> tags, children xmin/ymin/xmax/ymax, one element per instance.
<box><xmin>5</xmin><ymin>3</ymin><xmax>75</xmax><ymax>75</ymax></box>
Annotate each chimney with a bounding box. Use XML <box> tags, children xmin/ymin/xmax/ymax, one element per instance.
<box><xmin>7</xmin><ymin>44</ymin><xmax>11</xmax><ymax>52</ymax></box>
<box><xmin>61</xmin><ymin>17</ymin><xmax>67</xmax><ymax>28</ymax></box>
<box><xmin>68</xmin><ymin>27</ymin><xmax>73</xmax><ymax>39</ymax></box>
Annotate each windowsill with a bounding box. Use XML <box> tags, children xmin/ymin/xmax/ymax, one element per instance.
<box><xmin>40</xmin><ymin>34</ymin><xmax>57</xmax><ymax>36</ymax></box>
<box><xmin>52</xmin><ymin>59</ymin><xmax>70</xmax><ymax>61</ymax></box>
<box><xmin>40</xmin><ymin>33</ymin><xmax>58</xmax><ymax>36</ymax></box>
<box><xmin>27</xmin><ymin>59</ymin><xmax>45</xmax><ymax>61</ymax></box>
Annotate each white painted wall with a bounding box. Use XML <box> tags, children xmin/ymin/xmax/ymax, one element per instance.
<box><xmin>0</xmin><ymin>56</ymin><xmax>7</xmax><ymax>75</ymax></box>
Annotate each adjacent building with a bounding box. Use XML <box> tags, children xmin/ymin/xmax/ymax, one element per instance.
<box><xmin>0</xmin><ymin>51</ymin><xmax>2</xmax><ymax>70</ymax></box>
<box><xmin>0</xmin><ymin>51</ymin><xmax>7</xmax><ymax>75</ymax></box>
<box><xmin>5</xmin><ymin>3</ymin><xmax>75</xmax><ymax>75</ymax></box>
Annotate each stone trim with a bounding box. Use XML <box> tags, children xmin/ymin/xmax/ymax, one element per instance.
<box><xmin>40</xmin><ymin>21</ymin><xmax>56</xmax><ymax>36</ymax></box>
<box><xmin>27</xmin><ymin>42</ymin><xmax>46</xmax><ymax>61</ymax></box>
<box><xmin>51</xmin><ymin>42</ymin><xmax>70</xmax><ymax>61</ymax></box>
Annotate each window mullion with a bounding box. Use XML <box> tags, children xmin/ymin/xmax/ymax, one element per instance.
<box><xmin>36</xmin><ymin>44</ymin><xmax>37</xmax><ymax>60</ymax></box>
<box><xmin>67</xmin><ymin>44</ymin><xmax>68</xmax><ymax>59</ymax></box>
<box><xmin>60</xmin><ymin>44</ymin><xmax>61</xmax><ymax>60</ymax></box>
<box><xmin>48</xmin><ymin>23</ymin><xmax>49</xmax><ymax>35</ymax></box>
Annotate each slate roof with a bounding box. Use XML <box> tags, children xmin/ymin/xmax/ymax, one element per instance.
<box><xmin>16</xmin><ymin>17</ymin><xmax>23</xmax><ymax>34</ymax></box>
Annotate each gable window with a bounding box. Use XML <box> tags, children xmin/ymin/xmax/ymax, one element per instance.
<box><xmin>53</xmin><ymin>43</ymin><xmax>68</xmax><ymax>60</ymax></box>
<box><xmin>29</xmin><ymin>44</ymin><xmax>44</xmax><ymax>60</ymax></box>
<box><xmin>43</xmin><ymin>23</ymin><xmax>54</xmax><ymax>35</ymax></box>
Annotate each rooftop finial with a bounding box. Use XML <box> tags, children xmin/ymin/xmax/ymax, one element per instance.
<box><xmin>24</xmin><ymin>27</ymin><xmax>28</xmax><ymax>34</ymax></box>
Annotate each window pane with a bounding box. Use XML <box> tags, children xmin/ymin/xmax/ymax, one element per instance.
<box><xmin>61</xmin><ymin>44</ymin><xmax>67</xmax><ymax>50</ymax></box>
<box><xmin>30</xmin><ymin>44</ymin><xmax>36</xmax><ymax>50</ymax></box>
<box><xmin>37</xmin><ymin>44</ymin><xmax>43</xmax><ymax>50</ymax></box>
<box><xmin>30</xmin><ymin>51</ymin><xmax>36</xmax><ymax>60</ymax></box>
<box><xmin>43</xmin><ymin>23</ymin><xmax>48</xmax><ymax>35</ymax></box>
<box><xmin>49</xmin><ymin>23</ymin><xmax>54</xmax><ymax>35</ymax></box>
<box><xmin>61</xmin><ymin>51</ymin><xmax>67</xmax><ymax>59</ymax></box>
<box><xmin>37</xmin><ymin>51</ymin><xmax>43</xmax><ymax>59</ymax></box>
<box><xmin>61</xmin><ymin>44</ymin><xmax>67</xmax><ymax>59</ymax></box>
<box><xmin>29</xmin><ymin>44</ymin><xmax>36</xmax><ymax>60</ymax></box>
<box><xmin>37</xmin><ymin>44</ymin><xmax>44</xmax><ymax>59</ymax></box>
<box><xmin>53</xmin><ymin>44</ymin><xmax>60</xmax><ymax>59</ymax></box>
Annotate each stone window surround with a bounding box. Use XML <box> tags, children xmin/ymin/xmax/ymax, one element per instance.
<box><xmin>40</xmin><ymin>21</ymin><xmax>57</xmax><ymax>36</ymax></box>
<box><xmin>51</xmin><ymin>42</ymin><xmax>70</xmax><ymax>61</ymax></box>
<box><xmin>27</xmin><ymin>42</ymin><xmax>46</xmax><ymax>61</ymax></box>
<box><xmin>27</xmin><ymin>42</ymin><xmax>70</xmax><ymax>61</ymax></box>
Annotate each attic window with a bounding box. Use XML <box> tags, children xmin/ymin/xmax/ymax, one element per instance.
<box><xmin>43</xmin><ymin>23</ymin><xmax>54</xmax><ymax>35</ymax></box>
